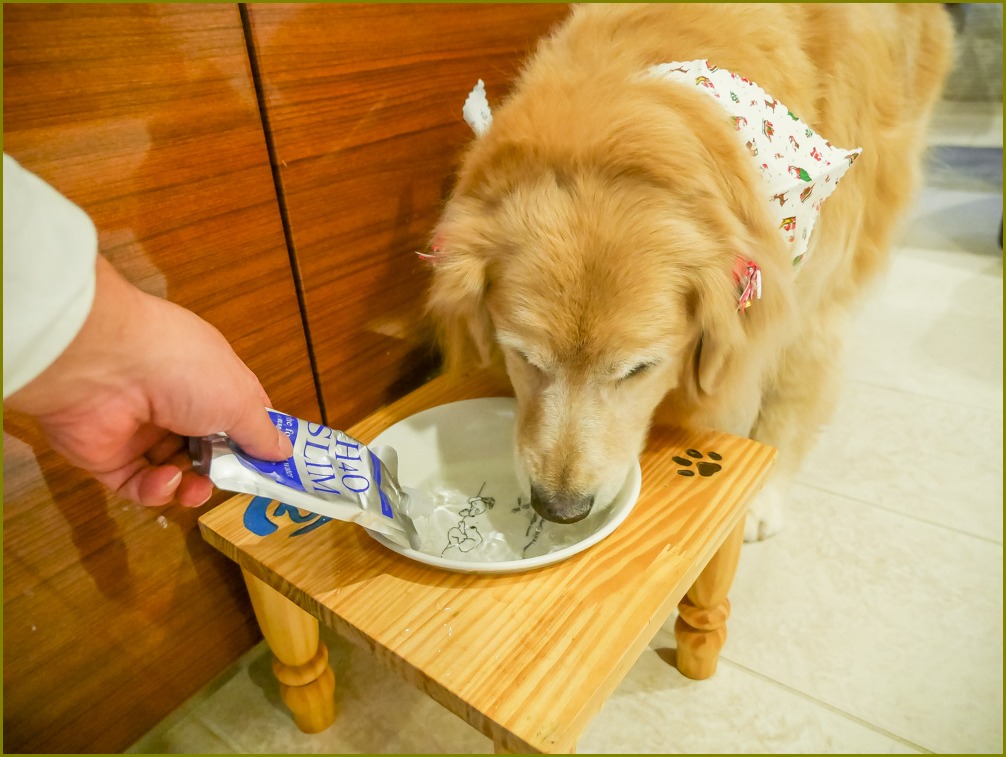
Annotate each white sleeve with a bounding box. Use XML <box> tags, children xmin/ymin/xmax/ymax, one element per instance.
<box><xmin>3</xmin><ymin>154</ymin><xmax>98</xmax><ymax>398</ymax></box>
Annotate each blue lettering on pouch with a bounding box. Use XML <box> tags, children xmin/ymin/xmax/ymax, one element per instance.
<box><xmin>370</xmin><ymin>450</ymin><xmax>394</xmax><ymax>519</ymax></box>
<box><xmin>235</xmin><ymin>453</ymin><xmax>306</xmax><ymax>491</ymax></box>
<box><xmin>242</xmin><ymin>496</ymin><xmax>333</xmax><ymax>538</ymax></box>
<box><xmin>267</xmin><ymin>410</ymin><xmax>300</xmax><ymax>445</ymax></box>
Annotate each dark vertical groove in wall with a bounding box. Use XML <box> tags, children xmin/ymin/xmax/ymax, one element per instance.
<box><xmin>239</xmin><ymin>3</ymin><xmax>328</xmax><ymax>423</ymax></box>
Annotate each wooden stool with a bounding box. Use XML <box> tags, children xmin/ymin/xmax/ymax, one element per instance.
<box><xmin>199</xmin><ymin>372</ymin><xmax>775</xmax><ymax>753</ymax></box>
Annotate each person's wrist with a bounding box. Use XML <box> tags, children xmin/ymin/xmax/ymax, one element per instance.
<box><xmin>5</xmin><ymin>256</ymin><xmax>149</xmax><ymax>418</ymax></box>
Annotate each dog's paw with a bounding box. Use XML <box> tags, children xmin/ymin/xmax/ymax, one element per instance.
<box><xmin>744</xmin><ymin>484</ymin><xmax>786</xmax><ymax>542</ymax></box>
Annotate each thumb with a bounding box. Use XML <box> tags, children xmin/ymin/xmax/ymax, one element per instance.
<box><xmin>226</xmin><ymin>407</ymin><xmax>294</xmax><ymax>461</ymax></box>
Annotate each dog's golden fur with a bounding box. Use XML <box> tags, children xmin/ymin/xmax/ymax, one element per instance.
<box><xmin>427</xmin><ymin>4</ymin><xmax>953</xmax><ymax>534</ymax></box>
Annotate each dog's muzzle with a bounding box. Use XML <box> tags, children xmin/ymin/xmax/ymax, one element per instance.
<box><xmin>530</xmin><ymin>485</ymin><xmax>594</xmax><ymax>524</ymax></box>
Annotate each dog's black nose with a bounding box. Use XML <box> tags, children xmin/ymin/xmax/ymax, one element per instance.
<box><xmin>530</xmin><ymin>485</ymin><xmax>594</xmax><ymax>524</ymax></box>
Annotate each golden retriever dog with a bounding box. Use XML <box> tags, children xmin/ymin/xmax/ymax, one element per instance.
<box><xmin>426</xmin><ymin>4</ymin><xmax>953</xmax><ymax>540</ymax></box>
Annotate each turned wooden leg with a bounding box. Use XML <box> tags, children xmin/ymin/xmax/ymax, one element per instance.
<box><xmin>242</xmin><ymin>569</ymin><xmax>337</xmax><ymax>733</ymax></box>
<box><xmin>674</xmin><ymin>519</ymin><xmax>746</xmax><ymax>679</ymax></box>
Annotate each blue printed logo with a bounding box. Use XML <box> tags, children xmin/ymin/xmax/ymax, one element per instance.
<box><xmin>370</xmin><ymin>450</ymin><xmax>394</xmax><ymax>518</ymax></box>
<box><xmin>242</xmin><ymin>496</ymin><xmax>333</xmax><ymax>537</ymax></box>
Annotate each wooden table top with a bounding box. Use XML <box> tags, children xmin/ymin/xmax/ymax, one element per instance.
<box><xmin>199</xmin><ymin>372</ymin><xmax>776</xmax><ymax>753</ymax></box>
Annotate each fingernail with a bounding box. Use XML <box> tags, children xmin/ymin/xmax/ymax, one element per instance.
<box><xmin>277</xmin><ymin>430</ymin><xmax>294</xmax><ymax>456</ymax></box>
<box><xmin>166</xmin><ymin>470</ymin><xmax>183</xmax><ymax>490</ymax></box>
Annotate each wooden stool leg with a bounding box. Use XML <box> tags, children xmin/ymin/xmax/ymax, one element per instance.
<box><xmin>242</xmin><ymin>569</ymin><xmax>337</xmax><ymax>733</ymax></box>
<box><xmin>674</xmin><ymin>519</ymin><xmax>745</xmax><ymax>679</ymax></box>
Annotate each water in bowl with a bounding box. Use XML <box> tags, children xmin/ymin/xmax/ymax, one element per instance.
<box><xmin>402</xmin><ymin>461</ymin><xmax>614</xmax><ymax>563</ymax></box>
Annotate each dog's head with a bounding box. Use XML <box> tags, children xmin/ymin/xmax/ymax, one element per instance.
<box><xmin>427</xmin><ymin>74</ymin><xmax>793</xmax><ymax>523</ymax></box>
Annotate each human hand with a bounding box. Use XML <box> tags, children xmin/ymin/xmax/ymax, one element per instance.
<box><xmin>5</xmin><ymin>256</ymin><xmax>293</xmax><ymax>507</ymax></box>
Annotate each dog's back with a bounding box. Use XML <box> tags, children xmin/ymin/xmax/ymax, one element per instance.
<box><xmin>510</xmin><ymin>3</ymin><xmax>954</xmax><ymax>308</ymax></box>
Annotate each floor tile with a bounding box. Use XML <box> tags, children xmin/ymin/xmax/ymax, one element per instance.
<box><xmin>862</xmin><ymin>243</ymin><xmax>1003</xmax><ymax>323</ymax></box>
<box><xmin>898</xmin><ymin>185</ymin><xmax>1003</xmax><ymax>257</ymax></box>
<box><xmin>844</xmin><ymin>244</ymin><xmax>1002</xmax><ymax>412</ymax></box>
<box><xmin>127</xmin><ymin>714</ymin><xmax>241</xmax><ymax>754</ymax></box>
<box><xmin>928</xmin><ymin>101</ymin><xmax>1003</xmax><ymax>149</ymax></box>
<box><xmin>924</xmin><ymin>146</ymin><xmax>1003</xmax><ymax>192</ymax></box>
<box><xmin>726</xmin><ymin>484</ymin><xmax>1003</xmax><ymax>754</ymax></box>
<box><xmin>189</xmin><ymin>629</ymin><xmax>491</xmax><ymax>754</ymax></box>
<box><xmin>581</xmin><ymin>633</ymin><xmax>923</xmax><ymax>754</ymax></box>
<box><xmin>799</xmin><ymin>381</ymin><xmax>1002</xmax><ymax>540</ymax></box>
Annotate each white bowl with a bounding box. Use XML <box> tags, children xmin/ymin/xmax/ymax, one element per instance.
<box><xmin>367</xmin><ymin>397</ymin><xmax>641</xmax><ymax>574</ymax></box>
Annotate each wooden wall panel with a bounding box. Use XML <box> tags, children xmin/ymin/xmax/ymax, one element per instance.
<box><xmin>244</xmin><ymin>3</ymin><xmax>570</xmax><ymax>428</ymax></box>
<box><xmin>2</xmin><ymin>4</ymin><xmax>320</xmax><ymax>752</ymax></box>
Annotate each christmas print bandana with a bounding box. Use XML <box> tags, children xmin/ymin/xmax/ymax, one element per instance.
<box><xmin>648</xmin><ymin>60</ymin><xmax>862</xmax><ymax>268</ymax></box>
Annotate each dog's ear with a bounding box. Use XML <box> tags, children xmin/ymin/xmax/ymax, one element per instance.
<box><xmin>689</xmin><ymin>243</ymin><xmax>796</xmax><ymax>401</ymax></box>
<box><xmin>696</xmin><ymin>332</ymin><xmax>727</xmax><ymax>395</ymax></box>
<box><xmin>689</xmin><ymin>258</ymin><xmax>747</xmax><ymax>396</ymax></box>
<box><xmin>425</xmin><ymin>227</ymin><xmax>495</xmax><ymax>373</ymax></box>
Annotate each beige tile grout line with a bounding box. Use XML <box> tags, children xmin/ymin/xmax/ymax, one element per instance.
<box><xmin>841</xmin><ymin>377</ymin><xmax>1003</xmax><ymax>417</ymax></box>
<box><xmin>191</xmin><ymin>712</ymin><xmax>251</xmax><ymax>755</ymax></box>
<box><xmin>716</xmin><ymin>656</ymin><xmax>936</xmax><ymax>754</ymax></box>
<box><xmin>927</xmin><ymin>101</ymin><xmax>1004</xmax><ymax>150</ymax></box>
<box><xmin>125</xmin><ymin>640</ymin><xmax>271</xmax><ymax>753</ymax></box>
<box><xmin>794</xmin><ymin>479</ymin><xmax>1004</xmax><ymax>548</ymax></box>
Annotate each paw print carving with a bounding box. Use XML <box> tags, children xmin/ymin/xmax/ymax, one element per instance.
<box><xmin>673</xmin><ymin>449</ymin><xmax>723</xmax><ymax>477</ymax></box>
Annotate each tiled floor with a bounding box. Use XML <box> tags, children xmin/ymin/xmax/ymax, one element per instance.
<box><xmin>129</xmin><ymin>105</ymin><xmax>1003</xmax><ymax>755</ymax></box>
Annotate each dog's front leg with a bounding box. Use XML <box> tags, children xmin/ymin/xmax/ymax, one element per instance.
<box><xmin>690</xmin><ymin>371</ymin><xmax>783</xmax><ymax>543</ymax></box>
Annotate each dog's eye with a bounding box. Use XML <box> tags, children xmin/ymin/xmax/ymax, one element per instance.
<box><xmin>620</xmin><ymin>362</ymin><xmax>654</xmax><ymax>381</ymax></box>
<box><xmin>515</xmin><ymin>350</ymin><xmax>545</xmax><ymax>374</ymax></box>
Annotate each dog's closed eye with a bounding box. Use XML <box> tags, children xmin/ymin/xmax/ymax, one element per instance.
<box><xmin>619</xmin><ymin>361</ymin><xmax>657</xmax><ymax>382</ymax></box>
<box><xmin>511</xmin><ymin>347</ymin><xmax>549</xmax><ymax>376</ymax></box>
<box><xmin>516</xmin><ymin>350</ymin><xmax>540</xmax><ymax>369</ymax></box>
